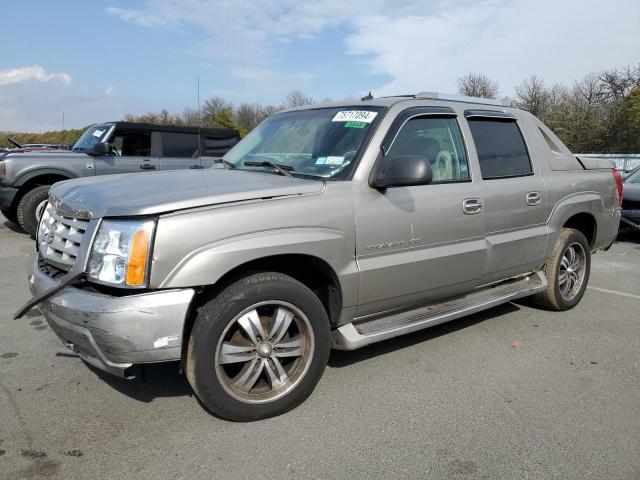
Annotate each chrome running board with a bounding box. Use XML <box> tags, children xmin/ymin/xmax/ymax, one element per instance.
<box><xmin>332</xmin><ymin>271</ymin><xmax>546</xmax><ymax>350</ymax></box>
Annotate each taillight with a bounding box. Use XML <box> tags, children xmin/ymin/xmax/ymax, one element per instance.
<box><xmin>613</xmin><ymin>168</ymin><xmax>623</xmax><ymax>207</ymax></box>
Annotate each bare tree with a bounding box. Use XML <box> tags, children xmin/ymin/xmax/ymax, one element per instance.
<box><xmin>284</xmin><ymin>89</ymin><xmax>314</xmax><ymax>108</ymax></box>
<box><xmin>457</xmin><ymin>73</ymin><xmax>499</xmax><ymax>99</ymax></box>
<box><xmin>180</xmin><ymin>107</ymin><xmax>201</xmax><ymax>127</ymax></box>
<box><xmin>514</xmin><ymin>74</ymin><xmax>549</xmax><ymax>116</ymax></box>
<box><xmin>257</xmin><ymin>105</ymin><xmax>280</xmax><ymax>123</ymax></box>
<box><xmin>235</xmin><ymin>103</ymin><xmax>261</xmax><ymax>131</ymax></box>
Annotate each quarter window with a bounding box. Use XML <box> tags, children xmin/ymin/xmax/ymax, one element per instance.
<box><xmin>386</xmin><ymin>117</ymin><xmax>470</xmax><ymax>182</ymax></box>
<box><xmin>467</xmin><ymin>119</ymin><xmax>532</xmax><ymax>179</ymax></box>
<box><xmin>160</xmin><ymin>132</ymin><xmax>199</xmax><ymax>158</ymax></box>
<box><xmin>203</xmin><ymin>136</ymin><xmax>238</xmax><ymax>156</ymax></box>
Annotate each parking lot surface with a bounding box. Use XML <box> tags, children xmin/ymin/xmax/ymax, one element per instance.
<box><xmin>1</xmin><ymin>212</ymin><xmax>639</xmax><ymax>480</ymax></box>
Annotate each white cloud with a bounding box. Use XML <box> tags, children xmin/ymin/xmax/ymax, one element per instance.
<box><xmin>0</xmin><ymin>81</ymin><xmax>127</xmax><ymax>132</ymax></box>
<box><xmin>346</xmin><ymin>0</ymin><xmax>640</xmax><ymax>97</ymax></box>
<box><xmin>105</xmin><ymin>6</ymin><xmax>168</xmax><ymax>27</ymax></box>
<box><xmin>0</xmin><ymin>65</ymin><xmax>72</xmax><ymax>87</ymax></box>
<box><xmin>106</xmin><ymin>0</ymin><xmax>640</xmax><ymax>98</ymax></box>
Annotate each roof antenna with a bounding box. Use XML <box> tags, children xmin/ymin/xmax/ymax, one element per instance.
<box><xmin>197</xmin><ymin>75</ymin><xmax>201</xmax><ymax>158</ymax></box>
<box><xmin>361</xmin><ymin>91</ymin><xmax>373</xmax><ymax>101</ymax></box>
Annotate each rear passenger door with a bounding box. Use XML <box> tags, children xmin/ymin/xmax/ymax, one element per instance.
<box><xmin>465</xmin><ymin>110</ymin><xmax>548</xmax><ymax>279</ymax></box>
<box><xmin>157</xmin><ymin>131</ymin><xmax>202</xmax><ymax>170</ymax></box>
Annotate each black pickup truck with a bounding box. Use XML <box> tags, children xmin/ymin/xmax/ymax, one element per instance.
<box><xmin>0</xmin><ymin>122</ymin><xmax>240</xmax><ymax>235</ymax></box>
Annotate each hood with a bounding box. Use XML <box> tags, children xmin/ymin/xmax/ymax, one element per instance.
<box><xmin>4</xmin><ymin>150</ymin><xmax>82</xmax><ymax>159</ymax></box>
<box><xmin>49</xmin><ymin>168</ymin><xmax>325</xmax><ymax>219</ymax></box>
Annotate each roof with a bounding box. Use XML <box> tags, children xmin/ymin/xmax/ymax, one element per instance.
<box><xmin>283</xmin><ymin>92</ymin><xmax>512</xmax><ymax>113</ymax></box>
<box><xmin>98</xmin><ymin>121</ymin><xmax>240</xmax><ymax>139</ymax></box>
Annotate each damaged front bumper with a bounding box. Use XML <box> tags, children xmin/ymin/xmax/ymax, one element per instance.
<box><xmin>26</xmin><ymin>252</ymin><xmax>195</xmax><ymax>378</ymax></box>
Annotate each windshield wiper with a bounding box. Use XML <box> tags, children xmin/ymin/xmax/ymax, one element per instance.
<box><xmin>244</xmin><ymin>161</ymin><xmax>294</xmax><ymax>177</ymax></box>
<box><xmin>212</xmin><ymin>158</ymin><xmax>235</xmax><ymax>170</ymax></box>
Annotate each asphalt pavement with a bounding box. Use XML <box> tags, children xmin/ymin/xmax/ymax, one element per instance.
<box><xmin>1</xmin><ymin>212</ymin><xmax>639</xmax><ymax>479</ymax></box>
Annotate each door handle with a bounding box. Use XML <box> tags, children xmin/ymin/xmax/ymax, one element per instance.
<box><xmin>140</xmin><ymin>164</ymin><xmax>156</xmax><ymax>170</ymax></box>
<box><xmin>190</xmin><ymin>165</ymin><xmax>204</xmax><ymax>169</ymax></box>
<box><xmin>463</xmin><ymin>198</ymin><xmax>483</xmax><ymax>214</ymax></box>
<box><xmin>526</xmin><ymin>191</ymin><xmax>541</xmax><ymax>206</ymax></box>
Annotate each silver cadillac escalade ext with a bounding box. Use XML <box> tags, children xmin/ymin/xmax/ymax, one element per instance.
<box><xmin>16</xmin><ymin>93</ymin><xmax>622</xmax><ymax>421</ymax></box>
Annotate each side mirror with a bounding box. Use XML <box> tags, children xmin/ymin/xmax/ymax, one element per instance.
<box><xmin>371</xmin><ymin>154</ymin><xmax>433</xmax><ymax>188</ymax></box>
<box><xmin>86</xmin><ymin>142</ymin><xmax>109</xmax><ymax>156</ymax></box>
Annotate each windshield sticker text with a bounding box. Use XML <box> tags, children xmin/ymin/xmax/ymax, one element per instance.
<box><xmin>316</xmin><ymin>156</ymin><xmax>345</xmax><ymax>166</ymax></box>
<box><xmin>332</xmin><ymin>111</ymin><xmax>378</xmax><ymax>123</ymax></box>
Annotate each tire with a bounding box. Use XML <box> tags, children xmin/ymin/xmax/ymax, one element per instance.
<box><xmin>532</xmin><ymin>228</ymin><xmax>591</xmax><ymax>311</ymax></box>
<box><xmin>186</xmin><ymin>272</ymin><xmax>331</xmax><ymax>421</ymax></box>
<box><xmin>1</xmin><ymin>207</ymin><xmax>18</xmax><ymax>225</ymax></box>
<box><xmin>17</xmin><ymin>185</ymin><xmax>50</xmax><ymax>237</ymax></box>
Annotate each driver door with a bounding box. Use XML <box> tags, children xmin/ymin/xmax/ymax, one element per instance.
<box><xmin>95</xmin><ymin>128</ymin><xmax>159</xmax><ymax>174</ymax></box>
<box><xmin>354</xmin><ymin>110</ymin><xmax>487</xmax><ymax>316</ymax></box>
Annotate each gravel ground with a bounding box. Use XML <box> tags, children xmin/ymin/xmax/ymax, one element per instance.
<box><xmin>1</xmin><ymin>213</ymin><xmax>639</xmax><ymax>480</ymax></box>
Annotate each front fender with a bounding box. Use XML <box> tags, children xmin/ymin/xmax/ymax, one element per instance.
<box><xmin>153</xmin><ymin>226</ymin><xmax>358</xmax><ymax>308</ymax></box>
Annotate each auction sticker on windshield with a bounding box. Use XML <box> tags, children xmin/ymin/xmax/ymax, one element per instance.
<box><xmin>332</xmin><ymin>111</ymin><xmax>378</xmax><ymax>123</ymax></box>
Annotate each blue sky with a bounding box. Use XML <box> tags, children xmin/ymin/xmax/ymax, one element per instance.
<box><xmin>1</xmin><ymin>0</ymin><xmax>639</xmax><ymax>131</ymax></box>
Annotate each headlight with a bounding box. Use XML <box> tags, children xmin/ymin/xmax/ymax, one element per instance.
<box><xmin>87</xmin><ymin>219</ymin><xmax>155</xmax><ymax>288</ymax></box>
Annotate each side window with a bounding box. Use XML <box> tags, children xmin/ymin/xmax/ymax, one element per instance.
<box><xmin>386</xmin><ymin>116</ymin><xmax>470</xmax><ymax>182</ymax></box>
<box><xmin>467</xmin><ymin>119</ymin><xmax>532</xmax><ymax>179</ymax></box>
<box><xmin>110</xmin><ymin>130</ymin><xmax>151</xmax><ymax>157</ymax></box>
<box><xmin>202</xmin><ymin>136</ymin><xmax>239</xmax><ymax>156</ymax></box>
<box><xmin>161</xmin><ymin>132</ymin><xmax>200</xmax><ymax>158</ymax></box>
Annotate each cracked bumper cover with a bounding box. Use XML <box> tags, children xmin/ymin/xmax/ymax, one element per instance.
<box><xmin>27</xmin><ymin>252</ymin><xmax>195</xmax><ymax>378</ymax></box>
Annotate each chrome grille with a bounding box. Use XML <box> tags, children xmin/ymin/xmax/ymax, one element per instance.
<box><xmin>38</xmin><ymin>203</ymin><xmax>89</xmax><ymax>270</ymax></box>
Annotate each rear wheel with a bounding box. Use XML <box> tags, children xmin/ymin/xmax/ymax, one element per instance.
<box><xmin>16</xmin><ymin>185</ymin><xmax>50</xmax><ymax>237</ymax></box>
<box><xmin>1</xmin><ymin>207</ymin><xmax>18</xmax><ymax>225</ymax></box>
<box><xmin>186</xmin><ymin>272</ymin><xmax>331</xmax><ymax>421</ymax></box>
<box><xmin>532</xmin><ymin>228</ymin><xmax>591</xmax><ymax>311</ymax></box>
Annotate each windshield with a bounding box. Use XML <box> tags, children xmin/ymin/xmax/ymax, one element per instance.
<box><xmin>73</xmin><ymin>124</ymin><xmax>113</xmax><ymax>152</ymax></box>
<box><xmin>223</xmin><ymin>107</ymin><xmax>383</xmax><ymax>178</ymax></box>
<box><xmin>626</xmin><ymin>167</ymin><xmax>640</xmax><ymax>183</ymax></box>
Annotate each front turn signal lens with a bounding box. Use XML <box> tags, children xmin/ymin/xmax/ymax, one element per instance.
<box><xmin>126</xmin><ymin>230</ymin><xmax>151</xmax><ymax>286</ymax></box>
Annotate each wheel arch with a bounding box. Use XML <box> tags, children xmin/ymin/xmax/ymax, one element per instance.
<box><xmin>546</xmin><ymin>192</ymin><xmax>605</xmax><ymax>255</ymax></box>
<box><xmin>181</xmin><ymin>253</ymin><xmax>344</xmax><ymax>362</ymax></box>
<box><xmin>563</xmin><ymin>212</ymin><xmax>597</xmax><ymax>247</ymax></box>
<box><xmin>12</xmin><ymin>170</ymin><xmax>75</xmax><ymax>208</ymax></box>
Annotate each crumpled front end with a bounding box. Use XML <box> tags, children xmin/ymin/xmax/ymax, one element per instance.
<box><xmin>28</xmin><ymin>251</ymin><xmax>195</xmax><ymax>378</ymax></box>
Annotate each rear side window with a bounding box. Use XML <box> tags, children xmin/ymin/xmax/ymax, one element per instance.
<box><xmin>203</xmin><ymin>136</ymin><xmax>238</xmax><ymax>156</ymax></box>
<box><xmin>160</xmin><ymin>132</ymin><xmax>199</xmax><ymax>157</ymax></box>
<box><xmin>468</xmin><ymin>119</ymin><xmax>532</xmax><ymax>179</ymax></box>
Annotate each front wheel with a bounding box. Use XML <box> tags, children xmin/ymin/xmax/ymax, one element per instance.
<box><xmin>186</xmin><ymin>272</ymin><xmax>331</xmax><ymax>421</ymax></box>
<box><xmin>17</xmin><ymin>185</ymin><xmax>50</xmax><ymax>237</ymax></box>
<box><xmin>532</xmin><ymin>228</ymin><xmax>591</xmax><ymax>311</ymax></box>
